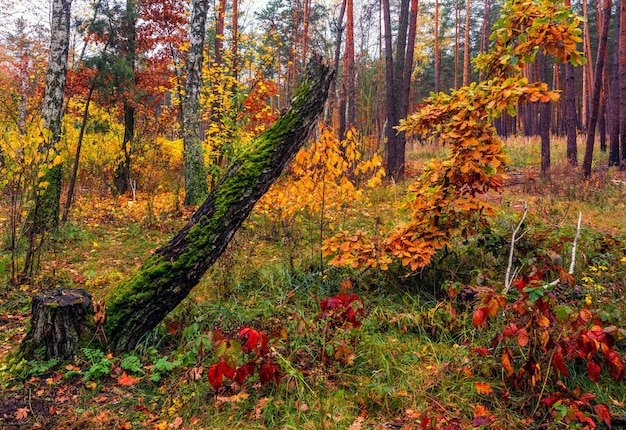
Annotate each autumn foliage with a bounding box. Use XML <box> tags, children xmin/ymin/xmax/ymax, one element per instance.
<box><xmin>323</xmin><ymin>0</ymin><xmax>584</xmax><ymax>273</ymax></box>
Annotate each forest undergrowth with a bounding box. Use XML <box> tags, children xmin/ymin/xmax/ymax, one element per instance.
<box><xmin>0</xmin><ymin>136</ymin><xmax>626</xmax><ymax>429</ymax></box>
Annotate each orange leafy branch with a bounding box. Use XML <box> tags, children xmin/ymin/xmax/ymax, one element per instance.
<box><xmin>324</xmin><ymin>0</ymin><xmax>584</xmax><ymax>273</ymax></box>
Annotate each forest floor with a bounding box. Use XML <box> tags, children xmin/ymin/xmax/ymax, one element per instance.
<box><xmin>1</xmin><ymin>136</ymin><xmax>626</xmax><ymax>429</ymax></box>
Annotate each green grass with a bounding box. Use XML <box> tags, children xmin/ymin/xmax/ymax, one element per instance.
<box><xmin>1</xmin><ymin>136</ymin><xmax>625</xmax><ymax>429</ymax></box>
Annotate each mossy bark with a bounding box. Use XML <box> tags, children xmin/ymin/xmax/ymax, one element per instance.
<box><xmin>103</xmin><ymin>57</ymin><xmax>333</xmax><ymax>352</ymax></box>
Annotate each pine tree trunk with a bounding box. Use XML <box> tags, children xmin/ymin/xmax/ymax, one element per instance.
<box><xmin>619</xmin><ymin>0</ymin><xmax>626</xmax><ymax>164</ymax></box>
<box><xmin>183</xmin><ymin>0</ymin><xmax>210</xmax><ymax>206</ymax></box>
<box><xmin>102</xmin><ymin>58</ymin><xmax>333</xmax><ymax>352</ymax></box>
<box><xmin>583</xmin><ymin>0</ymin><xmax>612</xmax><ymax>177</ymax></box>
<box><xmin>609</xmin><ymin>6</ymin><xmax>621</xmax><ymax>166</ymax></box>
<box><xmin>609</xmin><ymin>0</ymin><xmax>621</xmax><ymax>166</ymax></box>
<box><xmin>434</xmin><ymin>0</ymin><xmax>440</xmax><ymax>93</ymax></box>
<box><xmin>538</xmin><ymin>53</ymin><xmax>551</xmax><ymax>176</ymax></box>
<box><xmin>463</xmin><ymin>0</ymin><xmax>471</xmax><ymax>86</ymax></box>
<box><xmin>329</xmin><ymin>0</ymin><xmax>346</xmax><ymax>129</ymax></box>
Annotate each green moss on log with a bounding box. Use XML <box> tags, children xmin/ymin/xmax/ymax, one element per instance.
<box><xmin>102</xmin><ymin>58</ymin><xmax>333</xmax><ymax>351</ymax></box>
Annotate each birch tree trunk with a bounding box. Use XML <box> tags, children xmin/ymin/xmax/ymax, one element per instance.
<box><xmin>183</xmin><ymin>0</ymin><xmax>210</xmax><ymax>206</ymax></box>
<box><xmin>23</xmin><ymin>0</ymin><xmax>72</xmax><ymax>278</ymax></box>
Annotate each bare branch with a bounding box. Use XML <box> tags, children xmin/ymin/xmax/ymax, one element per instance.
<box><xmin>504</xmin><ymin>203</ymin><xmax>528</xmax><ymax>294</ymax></box>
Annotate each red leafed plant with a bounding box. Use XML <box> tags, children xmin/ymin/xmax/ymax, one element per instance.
<box><xmin>319</xmin><ymin>292</ymin><xmax>364</xmax><ymax>329</ymax></box>
<box><xmin>316</xmin><ymin>281</ymin><xmax>365</xmax><ymax>366</ymax></box>
<box><xmin>207</xmin><ymin>327</ymin><xmax>282</xmax><ymax>391</ymax></box>
<box><xmin>470</xmin><ymin>253</ymin><xmax>625</xmax><ymax>428</ymax></box>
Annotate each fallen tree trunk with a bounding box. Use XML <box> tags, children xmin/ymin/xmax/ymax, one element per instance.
<box><xmin>103</xmin><ymin>57</ymin><xmax>333</xmax><ymax>352</ymax></box>
<box><xmin>20</xmin><ymin>57</ymin><xmax>332</xmax><ymax>358</ymax></box>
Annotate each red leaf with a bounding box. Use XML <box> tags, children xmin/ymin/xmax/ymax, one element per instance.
<box><xmin>320</xmin><ymin>297</ymin><xmax>339</xmax><ymax>311</ymax></box>
<box><xmin>258</xmin><ymin>359</ymin><xmax>282</xmax><ymax>385</ymax></box>
<box><xmin>502</xmin><ymin>323</ymin><xmax>519</xmax><ymax>338</ymax></box>
<box><xmin>239</xmin><ymin>327</ymin><xmax>261</xmax><ymax>354</ymax></box>
<box><xmin>470</xmin><ymin>347</ymin><xmax>490</xmax><ymax>357</ymax></box>
<box><xmin>587</xmin><ymin>359</ymin><xmax>602</xmax><ymax>383</ymax></box>
<box><xmin>219</xmin><ymin>357</ymin><xmax>236</xmax><ymax>380</ymax></box>
<box><xmin>552</xmin><ymin>348</ymin><xmax>569</xmax><ymax>378</ymax></box>
<box><xmin>235</xmin><ymin>362</ymin><xmax>256</xmax><ymax>385</ymax></box>
<box><xmin>207</xmin><ymin>363</ymin><xmax>223</xmax><ymax>390</ymax></box>
<box><xmin>604</xmin><ymin>350</ymin><xmax>624</xmax><ymax>382</ymax></box>
<box><xmin>594</xmin><ymin>403</ymin><xmax>612</xmax><ymax>428</ymax></box>
<box><xmin>472</xmin><ymin>308</ymin><xmax>488</xmax><ymax>328</ymax></box>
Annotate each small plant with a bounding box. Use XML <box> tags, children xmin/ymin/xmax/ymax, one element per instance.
<box><xmin>149</xmin><ymin>356</ymin><xmax>181</xmax><ymax>383</ymax></box>
<box><xmin>207</xmin><ymin>327</ymin><xmax>282</xmax><ymax>391</ymax></box>
<box><xmin>82</xmin><ymin>348</ymin><xmax>113</xmax><ymax>381</ymax></box>
<box><xmin>316</xmin><ymin>282</ymin><xmax>365</xmax><ymax>366</ymax></box>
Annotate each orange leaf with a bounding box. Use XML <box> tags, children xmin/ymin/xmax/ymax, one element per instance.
<box><xmin>536</xmin><ymin>314</ymin><xmax>550</xmax><ymax>328</ymax></box>
<box><xmin>502</xmin><ymin>350</ymin><xmax>514</xmax><ymax>376</ymax></box>
<box><xmin>474</xmin><ymin>381</ymin><xmax>493</xmax><ymax>395</ymax></box>
<box><xmin>15</xmin><ymin>407</ymin><xmax>29</xmax><ymax>421</ymax></box>
<box><xmin>117</xmin><ymin>372</ymin><xmax>141</xmax><ymax>386</ymax></box>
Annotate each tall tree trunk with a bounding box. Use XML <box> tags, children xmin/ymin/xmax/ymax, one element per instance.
<box><xmin>583</xmin><ymin>0</ymin><xmax>612</xmax><ymax>177</ymax></box>
<box><xmin>598</xmin><ymin>0</ymin><xmax>609</xmax><ymax>152</ymax></box>
<box><xmin>327</xmin><ymin>0</ymin><xmax>346</xmax><ymax>127</ymax></box>
<box><xmin>301</xmin><ymin>0</ymin><xmax>310</xmax><ymax>68</ymax></box>
<box><xmin>383</xmin><ymin>0</ymin><xmax>418</xmax><ymax>180</ymax></box>
<box><xmin>382</xmin><ymin>0</ymin><xmax>396</xmax><ymax>177</ymax></box>
<box><xmin>338</xmin><ymin>0</ymin><xmax>350</xmax><ymax>139</ymax></box>
<box><xmin>62</xmin><ymin>84</ymin><xmax>95</xmax><ymax>222</ymax></box>
<box><xmin>231</xmin><ymin>0</ymin><xmax>239</xmax><ymax>81</ymax></box>
<box><xmin>480</xmin><ymin>0</ymin><xmax>490</xmax><ymax>54</ymax></box>
<box><xmin>620</xmin><ymin>0</ymin><xmax>626</xmax><ymax>164</ymax></box>
<box><xmin>183</xmin><ymin>0</ymin><xmax>210</xmax><ymax>206</ymax></box>
<box><xmin>113</xmin><ymin>0</ymin><xmax>137</xmax><ymax>195</ymax></box>
<box><xmin>454</xmin><ymin>0</ymin><xmax>460</xmax><ymax>89</ymax></box>
<box><xmin>23</xmin><ymin>0</ymin><xmax>72</xmax><ymax>278</ymax></box>
<box><xmin>102</xmin><ymin>59</ymin><xmax>333</xmax><ymax>352</ymax></box>
<box><xmin>434</xmin><ymin>0</ymin><xmax>440</xmax><ymax>93</ymax></box>
<box><xmin>538</xmin><ymin>53</ymin><xmax>551</xmax><ymax>176</ymax></box>
<box><xmin>564</xmin><ymin>24</ymin><xmax>578</xmax><ymax>163</ymax></box>
<box><xmin>215</xmin><ymin>0</ymin><xmax>227</xmax><ymax>68</ymax></box>
<box><xmin>609</xmin><ymin>2</ymin><xmax>620</xmax><ymax>166</ymax></box>
<box><xmin>17</xmin><ymin>19</ymin><xmax>29</xmax><ymax>136</ymax></box>
<box><xmin>463</xmin><ymin>0</ymin><xmax>471</xmax><ymax>86</ymax></box>
<box><xmin>345</xmin><ymin>0</ymin><xmax>356</xmax><ymax>132</ymax></box>
<box><xmin>582</xmin><ymin>0</ymin><xmax>593</xmax><ymax>131</ymax></box>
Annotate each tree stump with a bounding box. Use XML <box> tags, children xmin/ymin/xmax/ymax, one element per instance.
<box><xmin>21</xmin><ymin>288</ymin><xmax>93</xmax><ymax>360</ymax></box>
